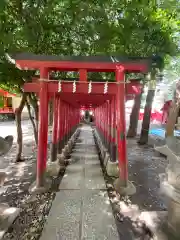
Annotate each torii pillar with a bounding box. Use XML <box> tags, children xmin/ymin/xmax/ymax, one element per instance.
<box><xmin>114</xmin><ymin>66</ymin><xmax>136</xmax><ymax>195</ymax></box>
<box><xmin>30</xmin><ymin>67</ymin><xmax>49</xmax><ymax>192</ymax></box>
<box><xmin>50</xmin><ymin>94</ymin><xmax>59</xmax><ymax>162</ymax></box>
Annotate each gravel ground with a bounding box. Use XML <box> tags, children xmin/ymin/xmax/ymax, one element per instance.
<box><xmin>0</xmin><ymin>120</ymin><xmax>58</xmax><ymax>240</ymax></box>
<box><xmin>2</xmin><ymin>141</ymin><xmax>68</xmax><ymax>240</ymax></box>
<box><xmin>128</xmin><ymin>137</ymin><xmax>168</xmax><ymax>211</ymax></box>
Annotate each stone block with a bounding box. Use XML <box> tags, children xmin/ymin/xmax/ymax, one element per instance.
<box><xmin>168</xmin><ymin>198</ymin><xmax>180</xmax><ymax>238</ymax></box>
<box><xmin>46</xmin><ymin>161</ymin><xmax>61</xmax><ymax>177</ymax></box>
<box><xmin>114</xmin><ymin>178</ymin><xmax>136</xmax><ymax>196</ymax></box>
<box><xmin>0</xmin><ymin>203</ymin><xmax>20</xmax><ymax>240</ymax></box>
<box><xmin>29</xmin><ymin>179</ymin><xmax>52</xmax><ymax>194</ymax></box>
<box><xmin>106</xmin><ymin>161</ymin><xmax>119</xmax><ymax>178</ymax></box>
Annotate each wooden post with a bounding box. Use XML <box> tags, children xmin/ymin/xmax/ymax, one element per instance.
<box><xmin>111</xmin><ymin>97</ymin><xmax>117</xmax><ymax>162</ymax></box>
<box><xmin>57</xmin><ymin>97</ymin><xmax>62</xmax><ymax>153</ymax></box>
<box><xmin>61</xmin><ymin>101</ymin><xmax>65</xmax><ymax>151</ymax></box>
<box><xmin>79</xmin><ymin>69</ymin><xmax>87</xmax><ymax>82</ymax></box>
<box><xmin>50</xmin><ymin>95</ymin><xmax>59</xmax><ymax>162</ymax></box>
<box><xmin>108</xmin><ymin>100</ymin><xmax>112</xmax><ymax>153</ymax></box>
<box><xmin>64</xmin><ymin>103</ymin><xmax>68</xmax><ymax>144</ymax></box>
<box><xmin>104</xmin><ymin>102</ymin><xmax>108</xmax><ymax>148</ymax></box>
<box><xmin>36</xmin><ymin>68</ymin><xmax>49</xmax><ymax>188</ymax></box>
<box><xmin>116</xmin><ymin>67</ymin><xmax>128</xmax><ymax>186</ymax></box>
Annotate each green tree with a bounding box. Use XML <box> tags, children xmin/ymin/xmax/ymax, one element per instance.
<box><xmin>0</xmin><ymin>0</ymin><xmax>180</xmax><ymax>159</ymax></box>
<box><xmin>121</xmin><ymin>3</ymin><xmax>179</xmax><ymax>139</ymax></box>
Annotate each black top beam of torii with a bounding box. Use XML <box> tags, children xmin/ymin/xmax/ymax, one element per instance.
<box><xmin>7</xmin><ymin>52</ymin><xmax>163</xmax><ymax>70</ymax></box>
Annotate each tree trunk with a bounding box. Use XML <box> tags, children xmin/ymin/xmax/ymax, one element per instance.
<box><xmin>34</xmin><ymin>104</ymin><xmax>38</xmax><ymax>134</ymax></box>
<box><xmin>29</xmin><ymin>93</ymin><xmax>39</xmax><ymax>140</ymax></box>
<box><xmin>165</xmin><ymin>102</ymin><xmax>180</xmax><ymax>137</ymax></box>
<box><xmin>26</xmin><ymin>99</ymin><xmax>38</xmax><ymax>145</ymax></box>
<box><xmin>138</xmin><ymin>89</ymin><xmax>155</xmax><ymax>145</ymax></box>
<box><xmin>127</xmin><ymin>89</ymin><xmax>143</xmax><ymax>138</ymax></box>
<box><xmin>15</xmin><ymin>92</ymin><xmax>27</xmax><ymax>162</ymax></box>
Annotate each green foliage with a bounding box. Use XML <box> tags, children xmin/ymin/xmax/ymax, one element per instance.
<box><xmin>0</xmin><ymin>0</ymin><xmax>179</xmax><ymax>90</ymax></box>
<box><xmin>163</xmin><ymin>56</ymin><xmax>180</xmax><ymax>82</ymax></box>
<box><xmin>0</xmin><ymin>96</ymin><xmax>4</xmax><ymax>108</ymax></box>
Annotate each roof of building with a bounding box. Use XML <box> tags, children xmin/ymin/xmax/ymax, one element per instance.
<box><xmin>0</xmin><ymin>88</ymin><xmax>16</xmax><ymax>97</ymax></box>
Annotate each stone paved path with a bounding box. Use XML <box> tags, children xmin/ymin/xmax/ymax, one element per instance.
<box><xmin>40</xmin><ymin>125</ymin><xmax>119</xmax><ymax>240</ymax></box>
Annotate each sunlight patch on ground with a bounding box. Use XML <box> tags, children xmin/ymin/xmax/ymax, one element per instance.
<box><xmin>108</xmin><ymin>191</ymin><xmax>166</xmax><ymax>238</ymax></box>
<box><xmin>4</xmin><ymin>207</ymin><xmax>17</xmax><ymax>215</ymax></box>
<box><xmin>0</xmin><ymin>120</ymin><xmax>34</xmax><ymax>143</ymax></box>
<box><xmin>13</xmin><ymin>163</ymin><xmax>29</xmax><ymax>178</ymax></box>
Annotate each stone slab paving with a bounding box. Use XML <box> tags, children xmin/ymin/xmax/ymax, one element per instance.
<box><xmin>81</xmin><ymin>190</ymin><xmax>118</xmax><ymax>240</ymax></box>
<box><xmin>40</xmin><ymin>190</ymin><xmax>81</xmax><ymax>240</ymax></box>
<box><xmin>41</xmin><ymin>125</ymin><xmax>119</xmax><ymax>240</ymax></box>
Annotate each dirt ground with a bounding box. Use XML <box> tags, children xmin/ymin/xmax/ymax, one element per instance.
<box><xmin>0</xmin><ymin>122</ymin><xmax>168</xmax><ymax>240</ymax></box>
<box><xmin>128</xmin><ymin>137</ymin><xmax>167</xmax><ymax>212</ymax></box>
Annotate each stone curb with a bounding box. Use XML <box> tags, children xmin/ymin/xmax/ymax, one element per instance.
<box><xmin>92</xmin><ymin>128</ymin><xmax>119</xmax><ymax>178</ymax></box>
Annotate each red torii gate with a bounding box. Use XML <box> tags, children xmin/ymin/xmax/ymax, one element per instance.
<box><xmin>11</xmin><ymin>53</ymin><xmax>151</xmax><ymax>193</ymax></box>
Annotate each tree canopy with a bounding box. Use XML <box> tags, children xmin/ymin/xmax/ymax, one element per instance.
<box><xmin>0</xmin><ymin>0</ymin><xmax>179</xmax><ymax>91</ymax></box>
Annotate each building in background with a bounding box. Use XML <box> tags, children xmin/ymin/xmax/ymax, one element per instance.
<box><xmin>0</xmin><ymin>89</ymin><xmax>29</xmax><ymax>120</ymax></box>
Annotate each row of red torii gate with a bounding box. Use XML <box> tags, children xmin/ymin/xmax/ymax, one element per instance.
<box><xmin>10</xmin><ymin>53</ymin><xmax>154</xmax><ymax>192</ymax></box>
